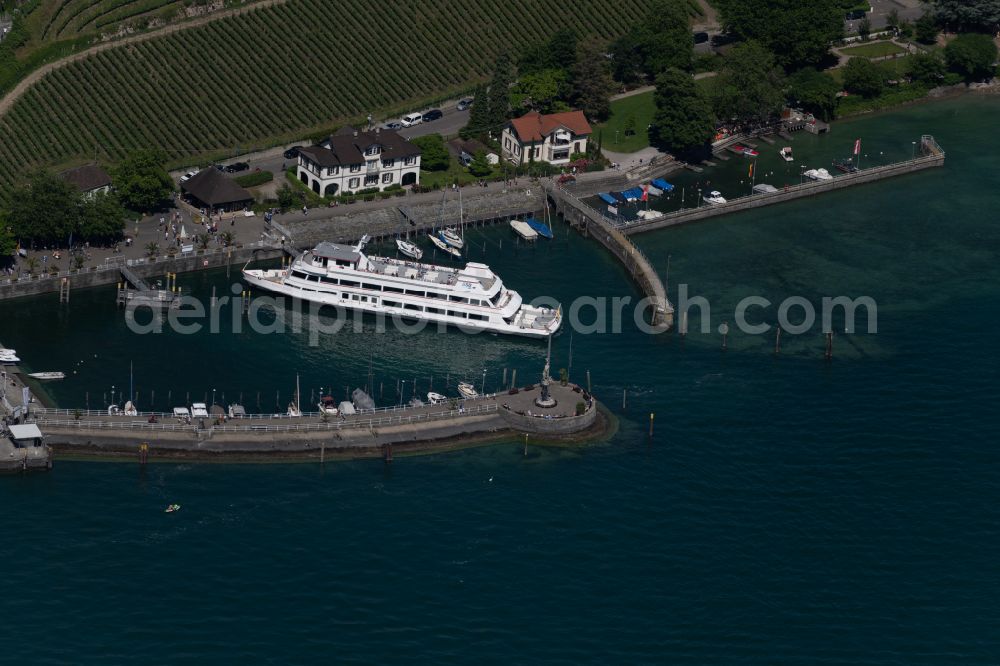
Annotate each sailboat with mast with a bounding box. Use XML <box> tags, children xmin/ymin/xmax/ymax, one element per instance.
<box><xmin>287</xmin><ymin>374</ymin><xmax>302</xmax><ymax>417</ymax></box>
<box><xmin>428</xmin><ymin>188</ymin><xmax>462</xmax><ymax>258</ymax></box>
<box><xmin>439</xmin><ymin>187</ymin><xmax>465</xmax><ymax>249</ymax></box>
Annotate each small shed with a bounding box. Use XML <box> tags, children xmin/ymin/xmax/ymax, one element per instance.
<box><xmin>8</xmin><ymin>423</ymin><xmax>44</xmax><ymax>447</ymax></box>
<box><xmin>181</xmin><ymin>168</ymin><xmax>253</xmax><ymax>212</ymax></box>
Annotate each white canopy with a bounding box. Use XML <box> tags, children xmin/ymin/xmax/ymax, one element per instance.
<box><xmin>173</xmin><ymin>407</ymin><xmax>190</xmax><ymax>417</ymax></box>
<box><xmin>8</xmin><ymin>424</ymin><xmax>43</xmax><ymax>440</ymax></box>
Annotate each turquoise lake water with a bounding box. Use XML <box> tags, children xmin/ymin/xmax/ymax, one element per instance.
<box><xmin>2</xmin><ymin>95</ymin><xmax>1000</xmax><ymax>663</ymax></box>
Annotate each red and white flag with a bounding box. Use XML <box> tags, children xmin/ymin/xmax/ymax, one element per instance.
<box><xmin>853</xmin><ymin>139</ymin><xmax>861</xmax><ymax>155</ymax></box>
<box><xmin>641</xmin><ymin>184</ymin><xmax>649</xmax><ymax>202</ymax></box>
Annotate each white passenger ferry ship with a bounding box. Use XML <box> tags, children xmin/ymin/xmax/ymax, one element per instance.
<box><xmin>243</xmin><ymin>238</ymin><xmax>562</xmax><ymax>338</ymax></box>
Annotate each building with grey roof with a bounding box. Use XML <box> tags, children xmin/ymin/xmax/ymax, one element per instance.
<box><xmin>296</xmin><ymin>126</ymin><xmax>421</xmax><ymax>197</ymax></box>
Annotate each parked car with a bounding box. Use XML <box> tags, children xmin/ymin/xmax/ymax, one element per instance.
<box><xmin>179</xmin><ymin>170</ymin><xmax>198</xmax><ymax>183</ymax></box>
<box><xmin>422</xmin><ymin>109</ymin><xmax>443</xmax><ymax>122</ymax></box>
<box><xmin>457</xmin><ymin>98</ymin><xmax>473</xmax><ymax>111</ymax></box>
<box><xmin>845</xmin><ymin>9</ymin><xmax>867</xmax><ymax>20</ymax></box>
<box><xmin>401</xmin><ymin>112</ymin><xmax>423</xmax><ymax>127</ymax></box>
<box><xmin>383</xmin><ymin>121</ymin><xmax>403</xmax><ymax>130</ymax></box>
<box><xmin>225</xmin><ymin>162</ymin><xmax>250</xmax><ymax>173</ymax></box>
<box><xmin>283</xmin><ymin>146</ymin><xmax>302</xmax><ymax>159</ymax></box>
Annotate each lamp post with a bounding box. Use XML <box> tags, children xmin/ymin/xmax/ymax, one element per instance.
<box><xmin>212</xmin><ymin>388</ymin><xmax>216</xmax><ymax>407</ymax></box>
<box><xmin>800</xmin><ymin>165</ymin><xmax>806</xmax><ymax>183</ymax></box>
<box><xmin>912</xmin><ymin>141</ymin><xmax>917</xmax><ymax>160</ymax></box>
<box><xmin>481</xmin><ymin>368</ymin><xmax>487</xmax><ymax>395</ymax></box>
<box><xmin>111</xmin><ymin>385</ymin><xmax>115</xmax><ymax>407</ymax></box>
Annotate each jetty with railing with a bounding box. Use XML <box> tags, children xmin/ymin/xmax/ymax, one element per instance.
<box><xmin>28</xmin><ymin>382</ymin><xmax>603</xmax><ymax>460</ymax></box>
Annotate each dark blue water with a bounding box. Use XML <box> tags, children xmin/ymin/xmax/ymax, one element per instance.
<box><xmin>2</xmin><ymin>96</ymin><xmax>1000</xmax><ymax>663</ymax></box>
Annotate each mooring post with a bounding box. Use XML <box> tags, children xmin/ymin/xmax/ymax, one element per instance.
<box><xmin>649</xmin><ymin>413</ymin><xmax>654</xmax><ymax>438</ymax></box>
<box><xmin>622</xmin><ymin>388</ymin><xmax>627</xmax><ymax>410</ymax></box>
<box><xmin>774</xmin><ymin>328</ymin><xmax>782</xmax><ymax>354</ymax></box>
<box><xmin>586</xmin><ymin>370</ymin><xmax>591</xmax><ymax>394</ymax></box>
<box><xmin>320</xmin><ymin>440</ymin><xmax>325</xmax><ymax>465</ymax></box>
<box><xmin>524</xmin><ymin>433</ymin><xmax>528</xmax><ymax>456</ymax></box>
<box><xmin>720</xmin><ymin>321</ymin><xmax>729</xmax><ymax>351</ymax></box>
<box><xmin>825</xmin><ymin>331</ymin><xmax>833</xmax><ymax>360</ymax></box>
<box><xmin>384</xmin><ymin>442</ymin><xmax>393</xmax><ymax>463</ymax></box>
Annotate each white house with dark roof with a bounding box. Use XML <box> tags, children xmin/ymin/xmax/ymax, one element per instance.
<box><xmin>501</xmin><ymin>110</ymin><xmax>592</xmax><ymax>166</ymax></box>
<box><xmin>59</xmin><ymin>164</ymin><xmax>112</xmax><ymax>198</ymax></box>
<box><xmin>297</xmin><ymin>126</ymin><xmax>421</xmax><ymax>196</ymax></box>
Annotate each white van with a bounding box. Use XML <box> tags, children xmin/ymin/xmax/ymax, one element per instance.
<box><xmin>401</xmin><ymin>112</ymin><xmax>423</xmax><ymax>127</ymax></box>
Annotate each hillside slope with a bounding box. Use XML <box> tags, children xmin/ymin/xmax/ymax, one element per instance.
<box><xmin>0</xmin><ymin>0</ymin><xmax>655</xmax><ymax>187</ymax></box>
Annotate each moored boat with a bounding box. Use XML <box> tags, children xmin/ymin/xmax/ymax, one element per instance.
<box><xmin>703</xmin><ymin>190</ymin><xmax>727</xmax><ymax>205</ymax></box>
<box><xmin>439</xmin><ymin>228</ymin><xmax>464</xmax><ymax>249</ymax></box>
<box><xmin>651</xmin><ymin>178</ymin><xmax>674</xmax><ymax>193</ymax></box>
<box><xmin>457</xmin><ymin>382</ymin><xmax>478</xmax><ymax>399</ymax></box>
<box><xmin>28</xmin><ymin>372</ymin><xmax>65</xmax><ymax>380</ymax></box>
<box><xmin>396</xmin><ymin>238</ymin><xmax>423</xmax><ymax>260</ymax></box>
<box><xmin>598</xmin><ymin>193</ymin><xmax>617</xmax><ymax>205</ymax></box>
<box><xmin>242</xmin><ymin>238</ymin><xmax>562</xmax><ymax>338</ymax></box>
<box><xmin>804</xmin><ymin>168</ymin><xmax>833</xmax><ymax>181</ymax></box>
<box><xmin>318</xmin><ymin>395</ymin><xmax>339</xmax><ymax>415</ymax></box>
<box><xmin>510</xmin><ymin>220</ymin><xmax>538</xmax><ymax>241</ymax></box>
<box><xmin>780</xmin><ymin>146</ymin><xmax>794</xmax><ymax>162</ymax></box>
<box><xmin>428</xmin><ymin>233</ymin><xmax>462</xmax><ymax>258</ymax></box>
<box><xmin>427</xmin><ymin>392</ymin><xmax>447</xmax><ymax>405</ymax></box>
<box><xmin>636</xmin><ymin>209</ymin><xmax>665</xmax><ymax>221</ymax></box>
<box><xmin>833</xmin><ymin>158</ymin><xmax>858</xmax><ymax>173</ymax></box>
<box><xmin>525</xmin><ymin>217</ymin><xmax>553</xmax><ymax>239</ymax></box>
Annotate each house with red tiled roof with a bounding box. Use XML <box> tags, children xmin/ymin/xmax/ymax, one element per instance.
<box><xmin>501</xmin><ymin>110</ymin><xmax>592</xmax><ymax>166</ymax></box>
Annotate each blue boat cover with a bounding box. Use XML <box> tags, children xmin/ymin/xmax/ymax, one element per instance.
<box><xmin>621</xmin><ymin>187</ymin><xmax>644</xmax><ymax>201</ymax></box>
<box><xmin>526</xmin><ymin>218</ymin><xmax>554</xmax><ymax>239</ymax></box>
<box><xmin>598</xmin><ymin>193</ymin><xmax>617</xmax><ymax>205</ymax></box>
<box><xmin>651</xmin><ymin>178</ymin><xmax>674</xmax><ymax>192</ymax></box>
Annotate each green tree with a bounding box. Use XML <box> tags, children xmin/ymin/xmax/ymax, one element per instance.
<box><xmin>716</xmin><ymin>0</ymin><xmax>843</xmax><ymax>69</ymax></box>
<box><xmin>145</xmin><ymin>242</ymin><xmax>160</xmax><ymax>258</ymax></box>
<box><xmin>842</xmin><ymin>57</ymin><xmax>886</xmax><ymax>97</ymax></box>
<box><xmin>7</xmin><ymin>171</ymin><xmax>79</xmax><ymax>246</ymax></box>
<box><xmin>468</xmin><ymin>150</ymin><xmax>492</xmax><ymax>177</ymax></box>
<box><xmin>914</xmin><ymin>13</ymin><xmax>939</xmax><ymax>44</ymax></box>
<box><xmin>519</xmin><ymin>28</ymin><xmax>578</xmax><ymax>76</ymax></box>
<box><xmin>571</xmin><ymin>40</ymin><xmax>615</xmax><ymax>121</ymax></box>
<box><xmin>887</xmin><ymin>8</ymin><xmax>901</xmax><ymax>30</ymax></box>
<box><xmin>487</xmin><ymin>52</ymin><xmax>514</xmax><ymax>136</ymax></box>
<box><xmin>111</xmin><ymin>150</ymin><xmax>174</xmax><ymax>212</ymax></box>
<box><xmin>78</xmin><ymin>191</ymin><xmax>126</xmax><ymax>244</ymax></box>
<box><xmin>907</xmin><ymin>51</ymin><xmax>946</xmax><ymax>85</ymax></box>
<box><xmin>0</xmin><ymin>218</ymin><xmax>15</xmax><ymax>258</ymax></box>
<box><xmin>276</xmin><ymin>184</ymin><xmax>297</xmax><ymax>211</ymax></box>
<box><xmin>650</xmin><ymin>68</ymin><xmax>714</xmax><ymax>156</ymax></box>
<box><xmin>787</xmin><ymin>67</ymin><xmax>840</xmax><ymax>121</ymax></box>
<box><xmin>944</xmin><ymin>32</ymin><xmax>999</xmax><ymax>82</ymax></box>
<box><xmin>511</xmin><ymin>68</ymin><xmax>569</xmax><ymax>114</ymax></box>
<box><xmin>612</xmin><ymin>0</ymin><xmax>693</xmax><ymax>81</ymax></box>
<box><xmin>931</xmin><ymin>0</ymin><xmax>1000</xmax><ymax>32</ymax></box>
<box><xmin>461</xmin><ymin>84</ymin><xmax>490</xmax><ymax>139</ymax></box>
<box><xmin>411</xmin><ymin>134</ymin><xmax>451</xmax><ymax>171</ymax></box>
<box><xmin>712</xmin><ymin>41</ymin><xmax>786</xmax><ymax>125</ymax></box>
<box><xmin>858</xmin><ymin>16</ymin><xmax>872</xmax><ymax>40</ymax></box>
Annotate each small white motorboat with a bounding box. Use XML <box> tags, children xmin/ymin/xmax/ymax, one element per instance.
<box><xmin>0</xmin><ymin>355</ymin><xmax>21</xmax><ymax>365</ymax></box>
<box><xmin>426</xmin><ymin>392</ymin><xmax>447</xmax><ymax>405</ymax></box>
<box><xmin>429</xmin><ymin>233</ymin><xmax>462</xmax><ymax>258</ymax></box>
<box><xmin>108</xmin><ymin>405</ymin><xmax>122</xmax><ymax>416</ymax></box>
<box><xmin>228</xmin><ymin>404</ymin><xmax>247</xmax><ymax>418</ymax></box>
<box><xmin>396</xmin><ymin>238</ymin><xmax>423</xmax><ymax>260</ymax></box>
<box><xmin>318</xmin><ymin>395</ymin><xmax>339</xmax><ymax>416</ymax></box>
<box><xmin>439</xmin><ymin>228</ymin><xmax>464</xmax><ymax>249</ymax></box>
<box><xmin>28</xmin><ymin>372</ymin><xmax>65</xmax><ymax>380</ymax></box>
<box><xmin>636</xmin><ymin>209</ymin><xmax>665</xmax><ymax>221</ymax></box>
<box><xmin>191</xmin><ymin>402</ymin><xmax>210</xmax><ymax>418</ymax></box>
<box><xmin>457</xmin><ymin>382</ymin><xmax>479</xmax><ymax>399</ymax></box>
<box><xmin>287</xmin><ymin>402</ymin><xmax>302</xmax><ymax>417</ymax></box>
<box><xmin>509</xmin><ymin>219</ymin><xmax>538</xmax><ymax>241</ymax></box>
<box><xmin>780</xmin><ymin>146</ymin><xmax>794</xmax><ymax>162</ymax></box>
<box><xmin>123</xmin><ymin>400</ymin><xmax>138</xmax><ymax>416</ymax></box>
<box><xmin>753</xmin><ymin>184</ymin><xmax>779</xmax><ymax>194</ymax></box>
<box><xmin>703</xmin><ymin>190</ymin><xmax>727</xmax><ymax>205</ymax></box>
<box><xmin>804</xmin><ymin>168</ymin><xmax>833</xmax><ymax>181</ymax></box>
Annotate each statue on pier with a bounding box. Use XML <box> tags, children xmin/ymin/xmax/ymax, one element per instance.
<box><xmin>534</xmin><ymin>333</ymin><xmax>557</xmax><ymax>409</ymax></box>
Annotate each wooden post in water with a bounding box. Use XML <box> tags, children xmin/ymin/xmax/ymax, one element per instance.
<box><xmin>774</xmin><ymin>328</ymin><xmax>782</xmax><ymax>355</ymax></box>
<box><xmin>649</xmin><ymin>413</ymin><xmax>654</xmax><ymax>438</ymax></box>
<box><xmin>825</xmin><ymin>331</ymin><xmax>833</xmax><ymax>360</ymax></box>
<box><xmin>384</xmin><ymin>442</ymin><xmax>393</xmax><ymax>463</ymax></box>
<box><xmin>586</xmin><ymin>370</ymin><xmax>591</xmax><ymax>394</ymax></box>
<box><xmin>510</xmin><ymin>369</ymin><xmax>517</xmax><ymax>390</ymax></box>
<box><xmin>622</xmin><ymin>388</ymin><xmax>627</xmax><ymax>410</ymax></box>
<box><xmin>680</xmin><ymin>311</ymin><xmax>688</xmax><ymax>337</ymax></box>
<box><xmin>524</xmin><ymin>433</ymin><xmax>528</xmax><ymax>456</ymax></box>
<box><xmin>320</xmin><ymin>440</ymin><xmax>325</xmax><ymax>465</ymax></box>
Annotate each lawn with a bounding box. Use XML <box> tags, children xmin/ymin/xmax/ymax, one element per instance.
<box><xmin>830</xmin><ymin>53</ymin><xmax>913</xmax><ymax>84</ymax></box>
<box><xmin>840</xmin><ymin>41</ymin><xmax>907</xmax><ymax>58</ymax></box>
<box><xmin>594</xmin><ymin>90</ymin><xmax>656</xmax><ymax>154</ymax></box>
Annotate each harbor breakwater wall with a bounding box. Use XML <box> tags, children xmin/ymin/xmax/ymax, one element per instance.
<box><xmin>621</xmin><ymin>139</ymin><xmax>945</xmax><ymax>235</ymax></box>
<box><xmin>0</xmin><ymin>243</ymin><xmax>283</xmax><ymax>301</ymax></box>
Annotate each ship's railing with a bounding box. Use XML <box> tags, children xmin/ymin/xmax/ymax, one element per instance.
<box><xmin>34</xmin><ymin>402</ymin><xmax>499</xmax><ymax>433</ymax></box>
